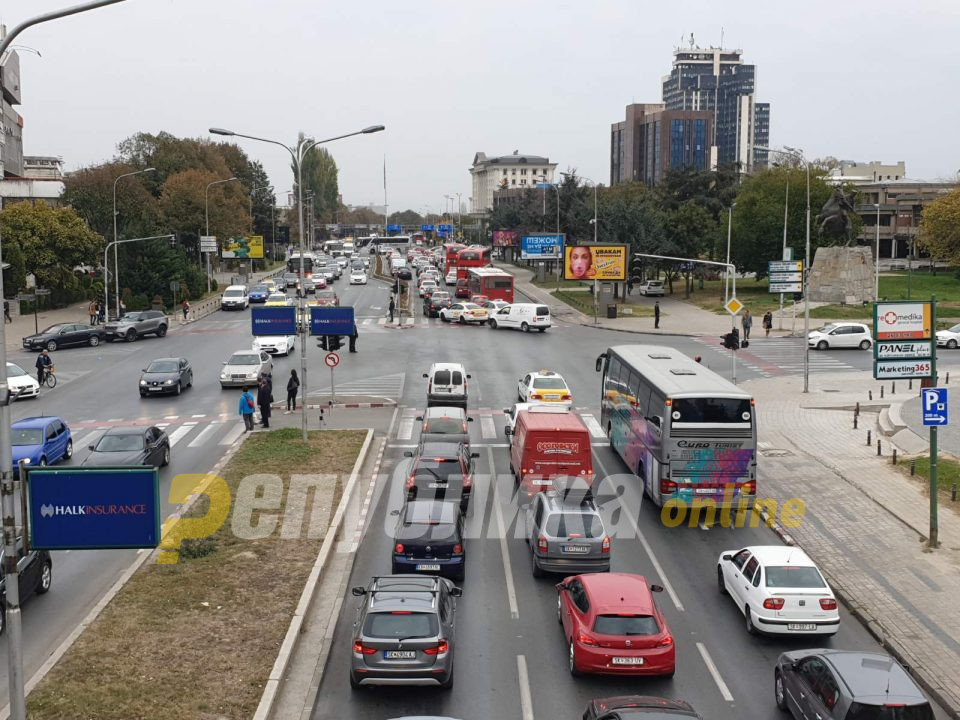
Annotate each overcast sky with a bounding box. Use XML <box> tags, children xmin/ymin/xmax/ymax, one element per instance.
<box><xmin>6</xmin><ymin>0</ymin><xmax>960</xmax><ymax>215</ymax></box>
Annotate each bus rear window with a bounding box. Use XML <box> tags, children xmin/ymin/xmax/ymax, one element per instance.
<box><xmin>672</xmin><ymin>398</ymin><xmax>751</xmax><ymax>423</ymax></box>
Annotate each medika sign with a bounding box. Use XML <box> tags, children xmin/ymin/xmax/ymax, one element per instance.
<box><xmin>27</xmin><ymin>468</ymin><xmax>161</xmax><ymax>550</ymax></box>
<box><xmin>874</xmin><ymin>302</ymin><xmax>932</xmax><ymax>340</ymax></box>
<box><xmin>873</xmin><ymin>301</ymin><xmax>933</xmax><ymax>380</ymax></box>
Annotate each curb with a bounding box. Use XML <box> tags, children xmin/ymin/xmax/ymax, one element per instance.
<box><xmin>761</xmin><ymin>509</ymin><xmax>960</xmax><ymax>719</ymax></box>
<box><xmin>271</xmin><ymin>401</ymin><xmax>397</xmax><ymax>410</ymax></box>
<box><xmin>252</xmin><ymin>427</ymin><xmax>375</xmax><ymax>720</ymax></box>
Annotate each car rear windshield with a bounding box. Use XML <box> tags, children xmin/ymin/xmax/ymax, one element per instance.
<box><xmin>845</xmin><ymin>703</ymin><xmax>933</xmax><ymax>720</ymax></box>
<box><xmin>363</xmin><ymin>611</ymin><xmax>438</xmax><ymax>639</ymax></box>
<box><xmin>433</xmin><ymin>370</ymin><xmax>463</xmax><ymax>386</ymax></box>
<box><xmin>251</xmin><ymin>286</ymin><xmax>268</xmax><ymax>293</ymax></box>
<box><xmin>146</xmin><ymin>361</ymin><xmax>179</xmax><ymax>373</ymax></box>
<box><xmin>545</xmin><ymin>512</ymin><xmax>604</xmax><ymax>538</ymax></box>
<box><xmin>10</xmin><ymin>429</ymin><xmax>42</xmax><ymax>446</ymax></box>
<box><xmin>765</xmin><ymin>566</ymin><xmax>826</xmax><ymax>588</ymax></box>
<box><xmin>536</xmin><ymin>306</ymin><xmax>549</xmax><ymax>316</ymax></box>
<box><xmin>415</xmin><ymin>462</ymin><xmax>463</xmax><ymax>481</ymax></box>
<box><xmin>593</xmin><ymin>614</ymin><xmax>660</xmax><ymax>636</ymax></box>
<box><xmin>424</xmin><ymin>417</ymin><xmax>464</xmax><ymax>434</ymax></box>
<box><xmin>671</xmin><ymin>397</ymin><xmax>752</xmax><ymax>423</ymax></box>
<box><xmin>229</xmin><ymin>354</ymin><xmax>260</xmax><ymax>365</ymax></box>
<box><xmin>532</xmin><ymin>377</ymin><xmax>567</xmax><ymax>390</ymax></box>
<box><xmin>95</xmin><ymin>434</ymin><xmax>144</xmax><ymax>452</ymax></box>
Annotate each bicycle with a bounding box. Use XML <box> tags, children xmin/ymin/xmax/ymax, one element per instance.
<box><xmin>41</xmin><ymin>366</ymin><xmax>57</xmax><ymax>389</ymax></box>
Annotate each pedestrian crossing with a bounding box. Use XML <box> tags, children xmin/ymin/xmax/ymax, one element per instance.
<box><xmin>392</xmin><ymin>406</ymin><xmax>607</xmax><ymax>442</ymax></box>
<box><xmin>696</xmin><ymin>336</ymin><xmax>863</xmax><ymax>377</ymax></box>
<box><xmin>312</xmin><ymin>372</ymin><xmax>405</xmax><ymax>400</ymax></box>
<box><xmin>69</xmin><ymin>415</ymin><xmax>247</xmax><ymax>453</ymax></box>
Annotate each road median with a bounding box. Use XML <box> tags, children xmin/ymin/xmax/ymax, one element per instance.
<box><xmin>25</xmin><ymin>427</ymin><xmax>368</xmax><ymax>720</ymax></box>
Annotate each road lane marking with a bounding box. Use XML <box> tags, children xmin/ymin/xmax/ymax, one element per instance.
<box><xmin>74</xmin><ymin>429</ymin><xmax>105</xmax><ymax>448</ymax></box>
<box><xmin>480</xmin><ymin>416</ymin><xmax>496</xmax><ymax>439</ymax></box>
<box><xmin>188</xmin><ymin>422</ymin><xmax>222</xmax><ymax>448</ymax></box>
<box><xmin>489</xmin><ymin>446</ymin><xmax>519</xmax><ymax>620</ymax></box>
<box><xmin>517</xmin><ymin>655</ymin><xmax>534</xmax><ymax>720</ymax></box>
<box><xmin>167</xmin><ymin>422</ymin><xmax>196</xmax><ymax>447</ymax></box>
<box><xmin>697</xmin><ymin>642</ymin><xmax>734</xmax><ymax>702</ymax></box>
<box><xmin>219</xmin><ymin>424</ymin><xmax>245</xmax><ymax>445</ymax></box>
<box><xmin>580</xmin><ymin>412</ymin><xmax>605</xmax><ymax>439</ymax></box>
<box><xmin>397</xmin><ymin>417</ymin><xmax>414</xmax><ymax>441</ymax></box>
<box><xmin>593</xmin><ymin>453</ymin><xmax>685</xmax><ymax>612</ymax></box>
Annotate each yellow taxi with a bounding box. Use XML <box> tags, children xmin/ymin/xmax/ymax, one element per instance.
<box><xmin>517</xmin><ymin>370</ymin><xmax>573</xmax><ymax>408</ymax></box>
<box><xmin>439</xmin><ymin>302</ymin><xmax>489</xmax><ymax>325</ymax></box>
<box><xmin>262</xmin><ymin>278</ymin><xmax>280</xmax><ymax>293</ymax></box>
<box><xmin>264</xmin><ymin>292</ymin><xmax>293</xmax><ymax>307</ymax></box>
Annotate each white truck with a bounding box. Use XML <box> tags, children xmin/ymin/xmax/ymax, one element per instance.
<box><xmin>390</xmin><ymin>256</ymin><xmax>406</xmax><ymax>275</ymax></box>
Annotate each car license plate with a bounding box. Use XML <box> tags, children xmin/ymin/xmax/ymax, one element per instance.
<box><xmin>149</xmin><ymin>387</ymin><xmax>163</xmax><ymax>391</ymax></box>
<box><xmin>384</xmin><ymin>650</ymin><xmax>417</xmax><ymax>659</ymax></box>
<box><xmin>428</xmin><ymin>482</ymin><xmax>448</xmax><ymax>489</ymax></box>
<box><xmin>532</xmin><ymin>479</ymin><xmax>552</xmax><ymax>486</ymax></box>
<box><xmin>788</xmin><ymin>623</ymin><xmax>817</xmax><ymax>631</ymax></box>
<box><xmin>612</xmin><ymin>657</ymin><xmax>644</xmax><ymax>665</ymax></box>
<box><xmin>563</xmin><ymin>545</ymin><xmax>590</xmax><ymax>554</ymax></box>
<box><xmin>416</xmin><ymin>564</ymin><xmax>441</xmax><ymax>572</ymax></box>
<box><xmin>544</xmin><ymin>395</ymin><xmax>560</xmax><ymax>401</ymax></box>
<box><xmin>695</xmin><ymin>487</ymin><xmax>716</xmax><ymax>494</ymax></box>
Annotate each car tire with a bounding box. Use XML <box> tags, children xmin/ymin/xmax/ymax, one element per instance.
<box><xmin>531</xmin><ymin>550</ymin><xmax>545</xmax><ymax>578</ymax></box>
<box><xmin>46</xmin><ymin>340</ymin><xmax>57</xmax><ymax>352</ymax></box>
<box><xmin>816</xmin><ymin>340</ymin><xmax>828</xmax><ymax>351</ymax></box>
<box><xmin>949</xmin><ymin>339</ymin><xmax>958</xmax><ymax>350</ymax></box>
<box><xmin>745</xmin><ymin>605</ymin><xmax>757</xmax><ymax>635</ymax></box>
<box><xmin>717</xmin><ymin>566</ymin><xmax>727</xmax><ymax>595</ymax></box>
<box><xmin>140</xmin><ymin>392</ymin><xmax>147</xmax><ymax>397</ymax></box>
<box><xmin>157</xmin><ymin>325</ymin><xmax>167</xmax><ymax>337</ymax></box>
<box><xmin>64</xmin><ymin>439</ymin><xmax>73</xmax><ymax>460</ymax></box>
<box><xmin>521</xmin><ymin>322</ymin><xmax>530</xmax><ymax>332</ymax></box>
<box><xmin>161</xmin><ymin>446</ymin><xmax>170</xmax><ymax>467</ymax></box>
<box><xmin>37</xmin><ymin>560</ymin><xmax>52</xmax><ymax>594</ymax></box>
<box><xmin>175</xmin><ymin>382</ymin><xmax>182</xmax><ymax>396</ymax></box>
<box><xmin>489</xmin><ymin>319</ymin><xmax>497</xmax><ymax>329</ymax></box>
<box><xmin>126</xmin><ymin>329</ymin><xmax>137</xmax><ymax>342</ymax></box>
<box><xmin>775</xmin><ymin>668</ymin><xmax>788</xmax><ymax>711</ymax></box>
<box><xmin>859</xmin><ymin>339</ymin><xmax>871</xmax><ymax>350</ymax></box>
<box><xmin>88</xmin><ymin>335</ymin><xmax>100</xmax><ymax>347</ymax></box>
<box><xmin>458</xmin><ymin>315</ymin><xmax>466</xmax><ymax>325</ymax></box>
<box><xmin>568</xmin><ymin>641</ymin><xmax>581</xmax><ymax>676</ymax></box>
<box><xmin>349</xmin><ymin>673</ymin><xmax>360</xmax><ymax>690</ymax></box>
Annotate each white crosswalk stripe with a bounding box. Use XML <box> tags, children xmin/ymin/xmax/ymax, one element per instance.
<box><xmin>480</xmin><ymin>416</ymin><xmax>497</xmax><ymax>439</ymax></box>
<box><xmin>580</xmin><ymin>413</ymin><xmax>605</xmax><ymax>439</ymax></box>
<box><xmin>167</xmin><ymin>422</ymin><xmax>197</xmax><ymax>447</ymax></box>
<box><xmin>313</xmin><ymin>372</ymin><xmax>405</xmax><ymax>399</ymax></box>
<box><xmin>188</xmin><ymin>421</ymin><xmax>222</xmax><ymax>448</ymax></box>
<box><xmin>74</xmin><ymin>428</ymin><xmax>107</xmax><ymax>448</ymax></box>
<box><xmin>219</xmin><ymin>424</ymin><xmax>245</xmax><ymax>445</ymax></box>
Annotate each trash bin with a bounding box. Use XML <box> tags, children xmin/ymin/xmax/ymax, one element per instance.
<box><xmin>606</xmin><ymin>304</ymin><xmax>617</xmax><ymax>319</ymax></box>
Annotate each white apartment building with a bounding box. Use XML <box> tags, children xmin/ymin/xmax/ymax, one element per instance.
<box><xmin>470</xmin><ymin>151</ymin><xmax>557</xmax><ymax>212</ymax></box>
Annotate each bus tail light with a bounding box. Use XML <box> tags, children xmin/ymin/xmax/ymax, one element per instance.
<box><xmin>741</xmin><ymin>481</ymin><xmax>756</xmax><ymax>495</ymax></box>
<box><xmin>660</xmin><ymin>479</ymin><xmax>677</xmax><ymax>494</ymax></box>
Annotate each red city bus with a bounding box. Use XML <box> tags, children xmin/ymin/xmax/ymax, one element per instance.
<box><xmin>443</xmin><ymin>242</ymin><xmax>467</xmax><ymax>272</ymax></box>
<box><xmin>468</xmin><ymin>267</ymin><xmax>515</xmax><ymax>303</ymax></box>
<box><xmin>455</xmin><ymin>246</ymin><xmax>491</xmax><ymax>280</ymax></box>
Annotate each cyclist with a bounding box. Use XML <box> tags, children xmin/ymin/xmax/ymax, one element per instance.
<box><xmin>35</xmin><ymin>350</ymin><xmax>53</xmax><ymax>386</ymax></box>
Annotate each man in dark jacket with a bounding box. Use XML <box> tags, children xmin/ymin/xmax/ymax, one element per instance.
<box><xmin>35</xmin><ymin>350</ymin><xmax>53</xmax><ymax>385</ymax></box>
<box><xmin>349</xmin><ymin>322</ymin><xmax>358</xmax><ymax>353</ymax></box>
<box><xmin>257</xmin><ymin>375</ymin><xmax>273</xmax><ymax>428</ymax></box>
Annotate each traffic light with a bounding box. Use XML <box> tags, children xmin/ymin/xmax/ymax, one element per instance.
<box><xmin>630</xmin><ymin>255</ymin><xmax>643</xmax><ymax>282</ymax></box>
<box><xmin>721</xmin><ymin>330</ymin><xmax>740</xmax><ymax>351</ymax></box>
<box><xmin>318</xmin><ymin>335</ymin><xmax>328</xmax><ymax>351</ymax></box>
<box><xmin>328</xmin><ymin>335</ymin><xmax>343</xmax><ymax>351</ymax></box>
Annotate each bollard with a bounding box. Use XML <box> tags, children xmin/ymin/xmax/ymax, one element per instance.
<box><xmin>881</xmin><ymin>386</ymin><xmax>885</xmax><ymax>399</ymax></box>
<box><xmin>947</xmin><ymin>372</ymin><xmax>951</xmax><ymax>385</ymax></box>
<box><xmin>952</xmin><ymin>484</ymin><xmax>957</xmax><ymax>502</ymax></box>
<box><xmin>853</xmin><ymin>414</ymin><xmax>858</xmax><ymax>429</ymax></box>
<box><xmin>855</xmin><ymin>402</ymin><xmax>860</xmax><ymax>416</ymax></box>
<box><xmin>910</xmin><ymin>459</ymin><xmax>916</xmax><ymax>476</ymax></box>
<box><xmin>867</xmin><ymin>430</ymin><xmax>872</xmax><ymax>446</ymax></box>
<box><xmin>909</xmin><ymin>379</ymin><xmax>913</xmax><ymax>391</ymax></box>
<box><xmin>892</xmin><ymin>448</ymin><xmax>897</xmax><ymax>465</ymax></box>
<box><xmin>877</xmin><ymin>439</ymin><xmax>882</xmax><ymax>456</ymax></box>
<box><xmin>869</xmin><ymin>390</ymin><xmax>873</xmax><ymax>401</ymax></box>
<box><xmin>892</xmin><ymin>381</ymin><xmax>896</xmax><ymax>395</ymax></box>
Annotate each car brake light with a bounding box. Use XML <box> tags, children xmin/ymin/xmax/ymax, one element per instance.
<box><xmin>537</xmin><ymin>535</ymin><xmax>548</xmax><ymax>553</ymax></box>
<box><xmin>657</xmin><ymin>634</ymin><xmax>674</xmax><ymax>648</ymax></box>
<box><xmin>394</xmin><ymin>543</ymin><xmax>404</xmax><ymax>554</ymax></box>
<box><xmin>453</xmin><ymin>544</ymin><xmax>463</xmax><ymax>555</ymax></box>
<box><xmin>601</xmin><ymin>536</ymin><xmax>611</xmax><ymax>554</ymax></box>
<box><xmin>561</xmin><ymin>394</ymin><xmax>572</xmax><ymax>401</ymax></box>
<box><xmin>763</xmin><ymin>597</ymin><xmax>785</xmax><ymax>610</ymax></box>
<box><xmin>530</xmin><ymin>393</ymin><xmax>542</xmax><ymax>400</ymax></box>
<box><xmin>741</xmin><ymin>480</ymin><xmax>756</xmax><ymax>495</ymax></box>
<box><xmin>423</xmin><ymin>640</ymin><xmax>449</xmax><ymax>656</ymax></box>
<box><xmin>352</xmin><ymin>641</ymin><xmax>376</xmax><ymax>655</ymax></box>
<box><xmin>660</xmin><ymin>479</ymin><xmax>677</xmax><ymax>494</ymax></box>
<box><xmin>820</xmin><ymin>598</ymin><xmax>837</xmax><ymax>611</ymax></box>
<box><xmin>405</xmin><ymin>476</ymin><xmax>415</xmax><ymax>490</ymax></box>
<box><xmin>577</xmin><ymin>631</ymin><xmax>598</xmax><ymax>647</ymax></box>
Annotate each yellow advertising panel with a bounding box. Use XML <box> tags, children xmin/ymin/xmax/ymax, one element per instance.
<box><xmin>564</xmin><ymin>244</ymin><xmax>627</xmax><ymax>281</ymax></box>
<box><xmin>222</xmin><ymin>235</ymin><xmax>264</xmax><ymax>259</ymax></box>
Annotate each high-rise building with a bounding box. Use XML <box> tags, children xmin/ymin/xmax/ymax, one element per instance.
<box><xmin>610</xmin><ymin>103</ymin><xmax>712</xmax><ymax>186</ymax></box>
<box><xmin>661</xmin><ymin>41</ymin><xmax>770</xmax><ymax>172</ymax></box>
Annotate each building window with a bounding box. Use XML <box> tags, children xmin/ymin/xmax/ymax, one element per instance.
<box><xmin>512</xmin><ymin>169</ymin><xmax>516</xmax><ymax>175</ymax></box>
<box><xmin>520</xmin><ymin>169</ymin><xmax>526</xmax><ymax>175</ymax></box>
<box><xmin>670</xmin><ymin>119</ymin><xmax>684</xmax><ymax>169</ymax></box>
<box><xmin>512</xmin><ymin>179</ymin><xmax>516</xmax><ymax>185</ymax></box>
<box><xmin>694</xmin><ymin>119</ymin><xmax>706</xmax><ymax>171</ymax></box>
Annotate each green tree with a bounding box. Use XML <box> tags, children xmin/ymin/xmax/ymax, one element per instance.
<box><xmin>388</xmin><ymin>209</ymin><xmax>424</xmax><ymax>226</ymax></box>
<box><xmin>159</xmin><ymin>169</ymin><xmax>250</xmax><ymax>252</ymax></box>
<box><xmin>917</xmin><ymin>187</ymin><xmax>960</xmax><ymax>262</ymax></box>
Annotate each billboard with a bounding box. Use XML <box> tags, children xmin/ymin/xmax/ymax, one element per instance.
<box><xmin>521</xmin><ymin>233</ymin><xmax>563</xmax><ymax>259</ymax></box>
<box><xmin>251</xmin><ymin>306</ymin><xmax>297</xmax><ymax>336</ymax></box>
<box><xmin>874</xmin><ymin>302</ymin><xmax>932</xmax><ymax>341</ymax></box>
<box><xmin>310</xmin><ymin>306</ymin><xmax>355</xmax><ymax>336</ymax></box>
<box><xmin>563</xmin><ymin>244</ymin><xmax>627</xmax><ymax>281</ymax></box>
<box><xmin>27</xmin><ymin>468</ymin><xmax>160</xmax><ymax>550</ymax></box>
<box><xmin>492</xmin><ymin>230</ymin><xmax>518</xmax><ymax>247</ymax></box>
<box><xmin>222</xmin><ymin>235</ymin><xmax>264</xmax><ymax>259</ymax></box>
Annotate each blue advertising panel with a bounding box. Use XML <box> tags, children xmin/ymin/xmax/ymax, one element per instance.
<box><xmin>310</xmin><ymin>306</ymin><xmax>355</xmax><ymax>336</ymax></box>
<box><xmin>421</xmin><ymin>224</ymin><xmax>435</xmax><ymax>232</ymax></box>
<box><xmin>922</xmin><ymin>388</ymin><xmax>948</xmax><ymax>426</ymax></box>
<box><xmin>437</xmin><ymin>228</ymin><xmax>451</xmax><ymax>237</ymax></box>
<box><xmin>521</xmin><ymin>233</ymin><xmax>564</xmax><ymax>260</ymax></box>
<box><xmin>386</xmin><ymin>224</ymin><xmax>402</xmax><ymax>233</ymax></box>
<box><xmin>437</xmin><ymin>224</ymin><xmax>454</xmax><ymax>232</ymax></box>
<box><xmin>27</xmin><ymin>468</ymin><xmax>160</xmax><ymax>550</ymax></box>
<box><xmin>251</xmin><ymin>306</ymin><xmax>297</xmax><ymax>336</ymax></box>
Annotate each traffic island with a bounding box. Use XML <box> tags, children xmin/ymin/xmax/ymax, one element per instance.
<box><xmin>25</xmin><ymin>428</ymin><xmax>367</xmax><ymax>720</ymax></box>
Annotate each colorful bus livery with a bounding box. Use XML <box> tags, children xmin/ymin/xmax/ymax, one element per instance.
<box><xmin>596</xmin><ymin>345</ymin><xmax>757</xmax><ymax>511</ymax></box>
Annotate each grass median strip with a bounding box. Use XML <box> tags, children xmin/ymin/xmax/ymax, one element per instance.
<box><xmin>27</xmin><ymin>427</ymin><xmax>366</xmax><ymax>720</ymax></box>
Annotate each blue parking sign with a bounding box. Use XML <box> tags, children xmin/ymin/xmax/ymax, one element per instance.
<box><xmin>922</xmin><ymin>388</ymin><xmax>948</xmax><ymax>426</ymax></box>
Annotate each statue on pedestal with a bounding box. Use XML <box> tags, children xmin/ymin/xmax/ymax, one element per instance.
<box><xmin>815</xmin><ymin>187</ymin><xmax>857</xmax><ymax>246</ymax></box>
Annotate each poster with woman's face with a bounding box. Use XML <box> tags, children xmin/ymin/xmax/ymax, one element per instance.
<box><xmin>563</xmin><ymin>244</ymin><xmax>627</xmax><ymax>281</ymax></box>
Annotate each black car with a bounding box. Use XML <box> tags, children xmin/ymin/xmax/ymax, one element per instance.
<box><xmin>403</xmin><ymin>442</ymin><xmax>478</xmax><ymax>512</ymax></box>
<box><xmin>282</xmin><ymin>272</ymin><xmax>299</xmax><ymax>288</ymax></box>
<box><xmin>81</xmin><ymin>426</ymin><xmax>171</xmax><ymax>468</ymax></box>
<box><xmin>392</xmin><ymin>499</ymin><xmax>465</xmax><ymax>581</ymax></box>
<box><xmin>424</xmin><ymin>292</ymin><xmax>452</xmax><ymax>318</ymax></box>
<box><xmin>139</xmin><ymin>357</ymin><xmax>193</xmax><ymax>396</ymax></box>
<box><xmin>22</xmin><ymin>323</ymin><xmax>104</xmax><ymax>352</ymax></box>
<box><xmin>582</xmin><ymin>697</ymin><xmax>701</xmax><ymax>719</ymax></box>
<box><xmin>0</xmin><ymin>538</ymin><xmax>52</xmax><ymax>634</ymax></box>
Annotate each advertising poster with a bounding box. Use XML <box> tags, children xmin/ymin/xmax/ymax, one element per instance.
<box><xmin>563</xmin><ymin>244</ymin><xmax>627</xmax><ymax>281</ymax></box>
<box><xmin>874</xmin><ymin>302</ymin><xmax>932</xmax><ymax>341</ymax></box>
<box><xmin>521</xmin><ymin>234</ymin><xmax>563</xmax><ymax>259</ymax></box>
<box><xmin>492</xmin><ymin>230</ymin><xmax>518</xmax><ymax>247</ymax></box>
<box><xmin>222</xmin><ymin>235</ymin><xmax>264</xmax><ymax>259</ymax></box>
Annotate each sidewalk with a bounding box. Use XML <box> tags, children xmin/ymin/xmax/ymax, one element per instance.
<box><xmin>747</xmin><ymin>371</ymin><xmax>960</xmax><ymax>715</ymax></box>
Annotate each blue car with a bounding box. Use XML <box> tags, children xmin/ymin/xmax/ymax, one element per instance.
<box><xmin>11</xmin><ymin>417</ymin><xmax>73</xmax><ymax>475</ymax></box>
<box><xmin>248</xmin><ymin>284</ymin><xmax>270</xmax><ymax>303</ymax></box>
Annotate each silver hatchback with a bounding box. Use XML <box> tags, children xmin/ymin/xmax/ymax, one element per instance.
<box><xmin>350</xmin><ymin>575</ymin><xmax>460</xmax><ymax>689</ymax></box>
<box><xmin>527</xmin><ymin>488</ymin><xmax>610</xmax><ymax>577</ymax></box>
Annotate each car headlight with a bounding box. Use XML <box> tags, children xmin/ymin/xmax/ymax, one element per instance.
<box><xmin>140</xmin><ymin>380</ymin><xmax>148</xmax><ymax>386</ymax></box>
<box><xmin>248</xmin><ymin>372</ymin><xmax>258</xmax><ymax>379</ymax></box>
<box><xmin>220</xmin><ymin>372</ymin><xmax>228</xmax><ymax>379</ymax></box>
<box><xmin>164</xmin><ymin>379</ymin><xmax>175</xmax><ymax>385</ymax></box>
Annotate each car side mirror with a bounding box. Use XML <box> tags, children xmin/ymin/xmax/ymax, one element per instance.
<box><xmin>504</xmin><ymin>427</ymin><xmax>512</xmax><ymax>436</ymax></box>
<box><xmin>88</xmin><ymin>445</ymin><xmax>95</xmax><ymax>451</ymax></box>
<box><xmin>403</xmin><ymin>451</ymin><xmax>413</xmax><ymax>458</ymax></box>
<box><xmin>555</xmin><ymin>582</ymin><xmax>568</xmax><ymax>592</ymax></box>
<box><xmin>422</xmin><ymin>373</ymin><xmax>428</xmax><ymax>378</ymax></box>
<box><xmin>141</xmin><ymin>368</ymin><xmax>146</xmax><ymax>372</ymax></box>
<box><xmin>595</xmin><ymin>354</ymin><xmax>606</xmax><ymax>372</ymax></box>
<box><xmin>722</xmin><ymin>553</ymin><xmax>733</xmax><ymax>562</ymax></box>
<box><xmin>467</xmin><ymin>417</ymin><xmax>473</xmax><ymax>422</ymax></box>
<box><xmin>449</xmin><ymin>587</ymin><xmax>462</xmax><ymax>597</ymax></box>
<box><xmin>222</xmin><ymin>361</ymin><xmax>227</xmax><ymax>365</ymax></box>
<box><xmin>415</xmin><ymin>416</ymin><xmax>423</xmax><ymax>421</ymax></box>
<box><xmin>471</xmin><ymin>452</ymin><xmax>479</xmax><ymax>459</ymax></box>
<box><xmin>351</xmin><ymin>587</ymin><xmax>366</xmax><ymax>597</ymax></box>
<box><xmin>502</xmin><ymin>408</ymin><xmax>511</xmax><ymax>415</ymax></box>
<box><xmin>650</xmin><ymin>584</ymin><xmax>664</xmax><ymax>593</ymax></box>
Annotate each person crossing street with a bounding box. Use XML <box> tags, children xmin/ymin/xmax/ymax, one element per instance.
<box><xmin>741</xmin><ymin>308</ymin><xmax>753</xmax><ymax>341</ymax></box>
<box><xmin>388</xmin><ymin>296</ymin><xmax>395</xmax><ymax>323</ymax></box>
<box><xmin>285</xmin><ymin>369</ymin><xmax>300</xmax><ymax>413</ymax></box>
<box><xmin>349</xmin><ymin>322</ymin><xmax>358</xmax><ymax>353</ymax></box>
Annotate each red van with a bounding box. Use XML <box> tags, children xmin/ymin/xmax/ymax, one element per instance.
<box><xmin>506</xmin><ymin>409</ymin><xmax>594</xmax><ymax>501</ymax></box>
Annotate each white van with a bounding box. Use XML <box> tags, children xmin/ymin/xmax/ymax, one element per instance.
<box><xmin>488</xmin><ymin>303</ymin><xmax>551</xmax><ymax>333</ymax></box>
<box><xmin>221</xmin><ymin>284</ymin><xmax>249</xmax><ymax>310</ymax></box>
<box><xmin>424</xmin><ymin>362</ymin><xmax>471</xmax><ymax>409</ymax></box>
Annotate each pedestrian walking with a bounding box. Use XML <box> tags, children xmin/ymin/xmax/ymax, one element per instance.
<box><xmin>285</xmin><ymin>369</ymin><xmax>299</xmax><ymax>413</ymax></box>
<box><xmin>388</xmin><ymin>296</ymin><xmax>396</xmax><ymax>323</ymax></box>
<box><xmin>257</xmin><ymin>375</ymin><xmax>273</xmax><ymax>428</ymax></box>
<box><xmin>239</xmin><ymin>385</ymin><xmax>256</xmax><ymax>432</ymax></box>
<box><xmin>35</xmin><ymin>350</ymin><xmax>53</xmax><ymax>386</ymax></box>
<box><xmin>181</xmin><ymin>299</ymin><xmax>190</xmax><ymax>322</ymax></box>
<box><xmin>119</xmin><ymin>299</ymin><xmax>127</xmax><ymax>317</ymax></box>
<box><xmin>654</xmin><ymin>301</ymin><xmax>660</xmax><ymax>329</ymax></box>
<box><xmin>349</xmin><ymin>322</ymin><xmax>358</xmax><ymax>353</ymax></box>
<box><xmin>88</xmin><ymin>300</ymin><xmax>98</xmax><ymax>325</ymax></box>
<box><xmin>762</xmin><ymin>310</ymin><xmax>773</xmax><ymax>338</ymax></box>
<box><xmin>3</xmin><ymin>300</ymin><xmax>11</xmax><ymax>324</ymax></box>
<box><xmin>741</xmin><ymin>308</ymin><xmax>753</xmax><ymax>340</ymax></box>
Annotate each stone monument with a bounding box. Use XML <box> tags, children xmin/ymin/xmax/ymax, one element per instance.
<box><xmin>806</xmin><ymin>186</ymin><xmax>876</xmax><ymax>304</ymax></box>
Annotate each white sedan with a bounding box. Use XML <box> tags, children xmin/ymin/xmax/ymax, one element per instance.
<box><xmin>717</xmin><ymin>545</ymin><xmax>839</xmax><ymax>637</ymax></box>
<box><xmin>936</xmin><ymin>323</ymin><xmax>960</xmax><ymax>349</ymax></box>
<box><xmin>350</xmin><ymin>270</ymin><xmax>368</xmax><ymax>285</ymax></box>
<box><xmin>439</xmin><ymin>302</ymin><xmax>489</xmax><ymax>325</ymax></box>
<box><xmin>6</xmin><ymin>362</ymin><xmax>39</xmax><ymax>400</ymax></box>
<box><xmin>253</xmin><ymin>335</ymin><xmax>295</xmax><ymax>356</ymax></box>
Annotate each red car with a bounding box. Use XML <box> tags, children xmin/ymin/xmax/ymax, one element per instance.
<box><xmin>557</xmin><ymin>573</ymin><xmax>675</xmax><ymax>677</ymax></box>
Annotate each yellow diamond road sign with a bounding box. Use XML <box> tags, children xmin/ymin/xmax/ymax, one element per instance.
<box><xmin>725</xmin><ymin>297</ymin><xmax>744</xmax><ymax>316</ymax></box>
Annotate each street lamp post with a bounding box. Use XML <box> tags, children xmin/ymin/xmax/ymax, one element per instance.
<box><xmin>725</xmin><ymin>202</ymin><xmax>736</xmax><ymax>305</ymax></box>
<box><xmin>205</xmin><ymin>177</ymin><xmax>239</xmax><ymax>292</ymax></box>
<box><xmin>209</xmin><ymin>124</ymin><xmax>385</xmax><ymax>442</ymax></box>
<box><xmin>112</xmin><ymin>167</ymin><xmax>155</xmax><ymax>320</ymax></box>
<box><xmin>874</xmin><ymin>200</ymin><xmax>881</xmax><ymax>302</ymax></box>
<box><xmin>455</xmin><ymin>192</ymin><xmax>462</xmax><ymax>232</ymax></box>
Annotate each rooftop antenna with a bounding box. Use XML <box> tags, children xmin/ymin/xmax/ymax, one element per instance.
<box><xmin>720</xmin><ymin>27</ymin><xmax>724</xmax><ymax>48</ymax></box>
<box><xmin>689</xmin><ymin>32</ymin><xmax>695</xmax><ymax>49</ymax></box>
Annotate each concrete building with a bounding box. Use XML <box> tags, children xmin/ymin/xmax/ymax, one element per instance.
<box><xmin>470</xmin><ymin>151</ymin><xmax>557</xmax><ymax>213</ymax></box>
<box><xmin>661</xmin><ymin>40</ymin><xmax>770</xmax><ymax>172</ymax></box>
<box><xmin>853</xmin><ymin>179</ymin><xmax>956</xmax><ymax>259</ymax></box>
<box><xmin>827</xmin><ymin>160</ymin><xmax>906</xmax><ymax>185</ymax></box>
<box><xmin>610</xmin><ymin>103</ymin><xmax>712</xmax><ymax>186</ymax></box>
<box><xmin>0</xmin><ymin>45</ymin><xmax>24</xmax><ymax>178</ymax></box>
<box><xmin>24</xmin><ymin>155</ymin><xmax>64</xmax><ymax>180</ymax></box>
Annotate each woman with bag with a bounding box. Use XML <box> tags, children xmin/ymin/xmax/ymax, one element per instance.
<box><xmin>239</xmin><ymin>385</ymin><xmax>256</xmax><ymax>432</ymax></box>
<box><xmin>762</xmin><ymin>310</ymin><xmax>773</xmax><ymax>337</ymax></box>
<box><xmin>285</xmin><ymin>369</ymin><xmax>300</xmax><ymax>414</ymax></box>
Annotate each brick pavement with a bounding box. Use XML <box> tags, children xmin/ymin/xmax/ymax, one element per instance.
<box><xmin>747</xmin><ymin>371</ymin><xmax>960</xmax><ymax>715</ymax></box>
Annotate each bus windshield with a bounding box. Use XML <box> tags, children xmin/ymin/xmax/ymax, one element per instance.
<box><xmin>671</xmin><ymin>397</ymin><xmax>752</xmax><ymax>423</ymax></box>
